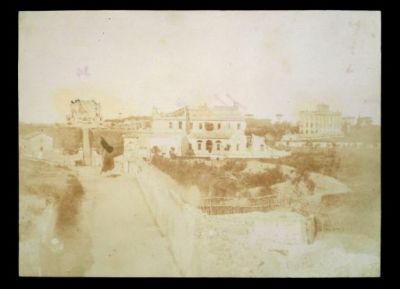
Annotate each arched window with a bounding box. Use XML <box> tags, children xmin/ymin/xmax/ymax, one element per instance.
<box><xmin>205</xmin><ymin>122</ymin><xmax>214</xmax><ymax>131</ymax></box>
<box><xmin>206</xmin><ymin>140</ymin><xmax>213</xmax><ymax>153</ymax></box>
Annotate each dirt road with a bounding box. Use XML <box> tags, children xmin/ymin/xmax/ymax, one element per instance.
<box><xmin>76</xmin><ymin>167</ymin><xmax>181</xmax><ymax>276</ymax></box>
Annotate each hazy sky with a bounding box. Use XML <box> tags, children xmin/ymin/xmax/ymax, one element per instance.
<box><xmin>19</xmin><ymin>11</ymin><xmax>381</xmax><ymax>124</ymax></box>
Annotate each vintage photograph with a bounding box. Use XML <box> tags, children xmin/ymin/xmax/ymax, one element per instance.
<box><xmin>18</xmin><ymin>11</ymin><xmax>381</xmax><ymax>277</ymax></box>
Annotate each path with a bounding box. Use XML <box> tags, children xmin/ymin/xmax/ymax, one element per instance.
<box><xmin>76</xmin><ymin>167</ymin><xmax>181</xmax><ymax>277</ymax></box>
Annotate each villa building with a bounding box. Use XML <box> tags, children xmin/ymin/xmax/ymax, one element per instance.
<box><xmin>116</xmin><ymin>103</ymin><xmax>290</xmax><ymax>162</ymax></box>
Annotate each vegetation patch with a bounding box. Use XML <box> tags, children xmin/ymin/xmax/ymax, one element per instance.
<box><xmin>151</xmin><ymin>156</ymin><xmax>287</xmax><ymax>205</ymax></box>
<box><xmin>55</xmin><ymin>175</ymin><xmax>85</xmax><ymax>238</ymax></box>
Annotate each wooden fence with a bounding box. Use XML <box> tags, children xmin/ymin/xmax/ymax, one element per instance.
<box><xmin>199</xmin><ymin>195</ymin><xmax>288</xmax><ymax>215</ymax></box>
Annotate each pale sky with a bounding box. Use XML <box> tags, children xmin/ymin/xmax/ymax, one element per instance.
<box><xmin>19</xmin><ymin>11</ymin><xmax>381</xmax><ymax>124</ymax></box>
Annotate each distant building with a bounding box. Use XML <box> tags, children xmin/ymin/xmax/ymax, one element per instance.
<box><xmin>104</xmin><ymin>116</ymin><xmax>152</xmax><ymax>130</ymax></box>
<box><xmin>356</xmin><ymin>116</ymin><xmax>373</xmax><ymax>127</ymax></box>
<box><xmin>342</xmin><ymin>116</ymin><xmax>356</xmax><ymax>126</ymax></box>
<box><xmin>114</xmin><ymin>103</ymin><xmax>290</xmax><ymax>161</ymax></box>
<box><xmin>151</xmin><ymin>104</ymin><xmax>248</xmax><ymax>158</ymax></box>
<box><xmin>67</xmin><ymin>99</ymin><xmax>102</xmax><ymax>125</ymax></box>
<box><xmin>20</xmin><ymin>132</ymin><xmax>54</xmax><ymax>159</ymax></box>
<box><xmin>341</xmin><ymin>116</ymin><xmax>356</xmax><ymax>134</ymax></box>
<box><xmin>299</xmin><ymin>104</ymin><xmax>343</xmax><ymax>139</ymax></box>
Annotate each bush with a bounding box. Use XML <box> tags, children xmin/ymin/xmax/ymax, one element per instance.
<box><xmin>212</xmin><ymin>177</ymin><xmax>239</xmax><ymax>198</ymax></box>
<box><xmin>243</xmin><ymin>166</ymin><xmax>285</xmax><ymax>188</ymax></box>
<box><xmin>152</xmin><ymin>158</ymin><xmax>285</xmax><ymax>202</ymax></box>
<box><xmin>233</xmin><ymin>161</ymin><xmax>247</xmax><ymax>172</ymax></box>
<box><xmin>222</xmin><ymin>160</ymin><xmax>247</xmax><ymax>172</ymax></box>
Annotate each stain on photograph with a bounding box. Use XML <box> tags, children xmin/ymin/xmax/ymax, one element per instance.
<box><xmin>19</xmin><ymin>11</ymin><xmax>381</xmax><ymax>277</ymax></box>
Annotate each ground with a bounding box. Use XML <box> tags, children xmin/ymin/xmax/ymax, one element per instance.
<box><xmin>19</xmin><ymin>159</ymin><xmax>180</xmax><ymax>276</ymax></box>
<box><xmin>19</xmin><ymin>148</ymin><xmax>380</xmax><ymax>277</ymax></box>
<box><xmin>77</xmin><ymin>167</ymin><xmax>181</xmax><ymax>276</ymax></box>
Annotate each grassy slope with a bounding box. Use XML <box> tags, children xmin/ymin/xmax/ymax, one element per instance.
<box><xmin>19</xmin><ymin>159</ymin><xmax>93</xmax><ymax>276</ymax></box>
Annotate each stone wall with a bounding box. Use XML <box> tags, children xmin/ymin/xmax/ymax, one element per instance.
<box><xmin>135</xmin><ymin>161</ymin><xmax>317</xmax><ymax>276</ymax></box>
<box><xmin>135</xmin><ymin>161</ymin><xmax>202</xmax><ymax>276</ymax></box>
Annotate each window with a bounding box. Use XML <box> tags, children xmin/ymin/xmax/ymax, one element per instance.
<box><xmin>217</xmin><ymin>123</ymin><xmax>221</xmax><ymax>129</ymax></box>
<box><xmin>205</xmin><ymin>122</ymin><xmax>214</xmax><ymax>131</ymax></box>
<box><xmin>216</xmin><ymin>141</ymin><xmax>221</xmax><ymax>151</ymax></box>
<box><xmin>179</xmin><ymin>121</ymin><xmax>182</xmax><ymax>129</ymax></box>
<box><xmin>169</xmin><ymin>122</ymin><xmax>173</xmax><ymax>129</ymax></box>
<box><xmin>237</xmin><ymin>123</ymin><xmax>241</xmax><ymax>130</ymax></box>
<box><xmin>199</xmin><ymin>123</ymin><xmax>203</xmax><ymax>130</ymax></box>
<box><xmin>260</xmin><ymin>144</ymin><xmax>264</xmax><ymax>151</ymax></box>
<box><xmin>236</xmin><ymin>144</ymin><xmax>240</xmax><ymax>151</ymax></box>
<box><xmin>197</xmin><ymin>141</ymin><xmax>202</xmax><ymax>150</ymax></box>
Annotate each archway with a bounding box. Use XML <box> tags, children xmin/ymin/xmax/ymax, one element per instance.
<box><xmin>206</xmin><ymin>140</ymin><xmax>213</xmax><ymax>153</ymax></box>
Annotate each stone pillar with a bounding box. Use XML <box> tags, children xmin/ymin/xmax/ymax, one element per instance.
<box><xmin>82</xmin><ymin>127</ymin><xmax>92</xmax><ymax>166</ymax></box>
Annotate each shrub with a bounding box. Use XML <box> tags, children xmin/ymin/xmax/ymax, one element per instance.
<box><xmin>233</xmin><ymin>161</ymin><xmax>247</xmax><ymax>172</ymax></box>
<box><xmin>212</xmin><ymin>177</ymin><xmax>239</xmax><ymax>198</ymax></box>
<box><xmin>222</xmin><ymin>160</ymin><xmax>236</xmax><ymax>171</ymax></box>
<box><xmin>222</xmin><ymin>160</ymin><xmax>247</xmax><ymax>172</ymax></box>
<box><xmin>243</xmin><ymin>167</ymin><xmax>285</xmax><ymax>188</ymax></box>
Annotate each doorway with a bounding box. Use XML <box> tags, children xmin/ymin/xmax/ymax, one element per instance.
<box><xmin>206</xmin><ymin>140</ymin><xmax>213</xmax><ymax>153</ymax></box>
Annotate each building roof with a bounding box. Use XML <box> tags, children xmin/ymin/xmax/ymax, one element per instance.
<box><xmin>154</xmin><ymin>104</ymin><xmax>244</xmax><ymax>121</ymax></box>
<box><xmin>299</xmin><ymin>104</ymin><xmax>341</xmax><ymax>116</ymax></box>
<box><xmin>284</xmin><ymin>135</ymin><xmax>378</xmax><ymax>143</ymax></box>
<box><xmin>154</xmin><ymin>107</ymin><xmax>186</xmax><ymax>119</ymax></box>
<box><xmin>189</xmin><ymin>105</ymin><xmax>244</xmax><ymax>121</ymax></box>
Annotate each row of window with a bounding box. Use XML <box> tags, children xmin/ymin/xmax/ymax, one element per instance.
<box><xmin>189</xmin><ymin>141</ymin><xmax>241</xmax><ymax>151</ymax></box>
<box><xmin>168</xmin><ymin>121</ymin><xmax>242</xmax><ymax>130</ymax></box>
<box><xmin>302</xmin><ymin>122</ymin><xmax>339</xmax><ymax>128</ymax></box>
<box><xmin>301</xmin><ymin>129</ymin><xmax>341</xmax><ymax>134</ymax></box>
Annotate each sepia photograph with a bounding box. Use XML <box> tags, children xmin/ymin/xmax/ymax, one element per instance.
<box><xmin>18</xmin><ymin>10</ymin><xmax>381</xmax><ymax>277</ymax></box>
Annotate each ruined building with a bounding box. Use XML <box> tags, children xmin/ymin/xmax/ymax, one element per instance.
<box><xmin>67</xmin><ymin>99</ymin><xmax>102</xmax><ymax>125</ymax></box>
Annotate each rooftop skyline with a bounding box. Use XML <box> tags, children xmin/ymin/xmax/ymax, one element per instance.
<box><xmin>19</xmin><ymin>11</ymin><xmax>381</xmax><ymax>124</ymax></box>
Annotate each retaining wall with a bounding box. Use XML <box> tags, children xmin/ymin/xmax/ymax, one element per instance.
<box><xmin>135</xmin><ymin>161</ymin><xmax>202</xmax><ymax>276</ymax></box>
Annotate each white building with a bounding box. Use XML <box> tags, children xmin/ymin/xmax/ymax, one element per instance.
<box><xmin>20</xmin><ymin>132</ymin><xmax>54</xmax><ymax>160</ymax></box>
<box><xmin>117</xmin><ymin>103</ymin><xmax>290</xmax><ymax>160</ymax></box>
<box><xmin>299</xmin><ymin>104</ymin><xmax>343</xmax><ymax>139</ymax></box>
<box><xmin>151</xmin><ymin>104</ymin><xmax>249</xmax><ymax>158</ymax></box>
